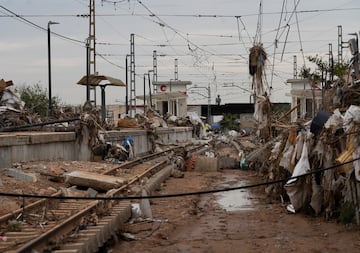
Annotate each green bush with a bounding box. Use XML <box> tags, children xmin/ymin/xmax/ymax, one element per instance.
<box><xmin>339</xmin><ymin>202</ymin><xmax>355</xmax><ymax>225</ymax></box>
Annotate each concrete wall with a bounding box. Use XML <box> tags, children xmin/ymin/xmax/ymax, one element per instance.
<box><xmin>0</xmin><ymin>127</ymin><xmax>193</xmax><ymax>168</ymax></box>
<box><xmin>0</xmin><ymin>132</ymin><xmax>80</xmax><ymax>168</ymax></box>
<box><xmin>102</xmin><ymin>127</ymin><xmax>193</xmax><ymax>156</ymax></box>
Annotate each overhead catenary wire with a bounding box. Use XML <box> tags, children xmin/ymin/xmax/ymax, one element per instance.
<box><xmin>0</xmin><ymin>5</ymin><xmax>84</xmax><ymax>46</ymax></box>
<box><xmin>1</xmin><ymin>7</ymin><xmax>359</xmax><ymax>19</ymax></box>
<box><xmin>293</xmin><ymin>0</ymin><xmax>306</xmax><ymax>67</ymax></box>
<box><xmin>141</xmin><ymin>3</ymin><xmax>222</xmax><ymax>83</ymax></box>
<box><xmin>236</xmin><ymin>16</ymin><xmax>251</xmax><ymax>53</ymax></box>
<box><xmin>270</xmin><ymin>0</ymin><xmax>286</xmax><ymax>89</ymax></box>
<box><xmin>1</xmin><ymin>0</ymin><xmax>356</xmax><ymax>105</ymax></box>
<box><xmin>280</xmin><ymin>24</ymin><xmax>291</xmax><ymax>62</ymax></box>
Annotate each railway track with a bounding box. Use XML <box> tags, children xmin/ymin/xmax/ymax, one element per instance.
<box><xmin>0</xmin><ymin>143</ymin><xmax>205</xmax><ymax>253</ymax></box>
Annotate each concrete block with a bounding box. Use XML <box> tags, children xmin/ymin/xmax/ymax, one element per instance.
<box><xmin>218</xmin><ymin>156</ymin><xmax>238</xmax><ymax>169</ymax></box>
<box><xmin>194</xmin><ymin>156</ymin><xmax>218</xmax><ymax>172</ymax></box>
<box><xmin>4</xmin><ymin>168</ymin><xmax>37</xmax><ymax>182</ymax></box>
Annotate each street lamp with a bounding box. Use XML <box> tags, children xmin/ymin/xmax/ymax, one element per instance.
<box><xmin>148</xmin><ymin>70</ymin><xmax>153</xmax><ymax>108</ymax></box>
<box><xmin>125</xmin><ymin>54</ymin><xmax>130</xmax><ymax>114</ymax></box>
<box><xmin>47</xmin><ymin>21</ymin><xmax>59</xmax><ymax>117</ymax></box>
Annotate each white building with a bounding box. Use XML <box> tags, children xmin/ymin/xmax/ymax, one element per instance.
<box><xmin>151</xmin><ymin>80</ymin><xmax>192</xmax><ymax>117</ymax></box>
<box><xmin>286</xmin><ymin>79</ymin><xmax>323</xmax><ymax>122</ymax></box>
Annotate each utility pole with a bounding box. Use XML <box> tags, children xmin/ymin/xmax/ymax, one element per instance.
<box><xmin>174</xmin><ymin>58</ymin><xmax>178</xmax><ymax>81</ymax></box>
<box><xmin>86</xmin><ymin>38</ymin><xmax>90</xmax><ymax>102</ymax></box>
<box><xmin>47</xmin><ymin>21</ymin><xmax>59</xmax><ymax>117</ymax></box>
<box><xmin>143</xmin><ymin>73</ymin><xmax>146</xmax><ymax>112</ymax></box>
<box><xmin>153</xmin><ymin>50</ymin><xmax>158</xmax><ymax>93</ymax></box>
<box><xmin>338</xmin><ymin>25</ymin><xmax>343</xmax><ymax>64</ymax></box>
<box><xmin>207</xmin><ymin>83</ymin><xmax>211</xmax><ymax>124</ymax></box>
<box><xmin>88</xmin><ymin>0</ymin><xmax>96</xmax><ymax>105</ymax></box>
<box><xmin>129</xmin><ymin>33</ymin><xmax>136</xmax><ymax>116</ymax></box>
<box><xmin>125</xmin><ymin>54</ymin><xmax>130</xmax><ymax>114</ymax></box>
<box><xmin>293</xmin><ymin>55</ymin><xmax>297</xmax><ymax>79</ymax></box>
<box><xmin>148</xmin><ymin>70</ymin><xmax>153</xmax><ymax>108</ymax></box>
<box><xmin>329</xmin><ymin>43</ymin><xmax>334</xmax><ymax>82</ymax></box>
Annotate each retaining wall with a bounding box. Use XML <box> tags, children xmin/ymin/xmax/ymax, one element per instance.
<box><xmin>0</xmin><ymin>127</ymin><xmax>193</xmax><ymax>168</ymax></box>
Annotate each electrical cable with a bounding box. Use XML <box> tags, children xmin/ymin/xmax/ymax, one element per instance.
<box><xmin>0</xmin><ymin>157</ymin><xmax>359</xmax><ymax>201</ymax></box>
<box><xmin>293</xmin><ymin>0</ymin><xmax>306</xmax><ymax>67</ymax></box>
<box><xmin>1</xmin><ymin>7</ymin><xmax>359</xmax><ymax>19</ymax></box>
<box><xmin>235</xmin><ymin>16</ymin><xmax>250</xmax><ymax>54</ymax></box>
<box><xmin>0</xmin><ymin>5</ymin><xmax>84</xmax><ymax>46</ymax></box>
<box><xmin>270</xmin><ymin>0</ymin><xmax>286</xmax><ymax>89</ymax></box>
<box><xmin>280</xmin><ymin>24</ymin><xmax>291</xmax><ymax>62</ymax></box>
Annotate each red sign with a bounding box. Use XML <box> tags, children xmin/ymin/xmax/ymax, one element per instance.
<box><xmin>160</xmin><ymin>84</ymin><xmax>167</xmax><ymax>92</ymax></box>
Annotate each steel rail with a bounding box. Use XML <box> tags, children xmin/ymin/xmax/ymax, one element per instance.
<box><xmin>0</xmin><ymin>144</ymin><xmax>204</xmax><ymax>252</ymax></box>
<box><xmin>0</xmin><ymin>191</ymin><xmax>62</xmax><ymax>223</ymax></box>
<box><xmin>10</xmin><ymin>157</ymin><xmax>170</xmax><ymax>252</ymax></box>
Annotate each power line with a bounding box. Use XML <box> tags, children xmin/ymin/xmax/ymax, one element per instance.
<box><xmin>236</xmin><ymin>16</ymin><xmax>251</xmax><ymax>53</ymax></box>
<box><xmin>270</xmin><ymin>0</ymin><xmax>286</xmax><ymax>89</ymax></box>
<box><xmin>2</xmin><ymin>7</ymin><xmax>359</xmax><ymax>19</ymax></box>
<box><xmin>0</xmin><ymin>5</ymin><xmax>84</xmax><ymax>46</ymax></box>
<box><xmin>293</xmin><ymin>0</ymin><xmax>306</xmax><ymax>67</ymax></box>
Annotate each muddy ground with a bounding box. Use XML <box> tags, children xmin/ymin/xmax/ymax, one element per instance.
<box><xmin>0</xmin><ymin>147</ymin><xmax>359</xmax><ymax>253</ymax></box>
<box><xmin>110</xmin><ymin>169</ymin><xmax>360</xmax><ymax>253</ymax></box>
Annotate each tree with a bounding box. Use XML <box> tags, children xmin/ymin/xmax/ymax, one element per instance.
<box><xmin>299</xmin><ymin>55</ymin><xmax>349</xmax><ymax>82</ymax></box>
<box><xmin>15</xmin><ymin>83</ymin><xmax>61</xmax><ymax>117</ymax></box>
<box><xmin>219</xmin><ymin>113</ymin><xmax>240</xmax><ymax>132</ymax></box>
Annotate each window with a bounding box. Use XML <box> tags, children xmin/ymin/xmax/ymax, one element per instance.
<box><xmin>306</xmin><ymin>98</ymin><xmax>313</xmax><ymax>118</ymax></box>
<box><xmin>297</xmin><ymin>98</ymin><xmax>301</xmax><ymax>118</ymax></box>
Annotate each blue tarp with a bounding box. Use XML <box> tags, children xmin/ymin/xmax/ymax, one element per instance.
<box><xmin>211</xmin><ymin>123</ymin><xmax>221</xmax><ymax>129</ymax></box>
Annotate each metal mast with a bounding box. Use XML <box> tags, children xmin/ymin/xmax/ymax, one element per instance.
<box><xmin>293</xmin><ymin>55</ymin><xmax>297</xmax><ymax>79</ymax></box>
<box><xmin>153</xmin><ymin>50</ymin><xmax>158</xmax><ymax>93</ymax></box>
<box><xmin>329</xmin><ymin>43</ymin><xmax>334</xmax><ymax>81</ymax></box>
<box><xmin>129</xmin><ymin>33</ymin><xmax>136</xmax><ymax>116</ymax></box>
<box><xmin>174</xmin><ymin>58</ymin><xmax>178</xmax><ymax>80</ymax></box>
<box><xmin>88</xmin><ymin>0</ymin><xmax>97</xmax><ymax>105</ymax></box>
<box><xmin>338</xmin><ymin>25</ymin><xmax>343</xmax><ymax>64</ymax></box>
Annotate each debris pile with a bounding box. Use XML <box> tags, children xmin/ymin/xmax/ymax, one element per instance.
<box><xmin>246</xmin><ymin>103</ymin><xmax>360</xmax><ymax>222</ymax></box>
<box><xmin>249</xmin><ymin>44</ymin><xmax>272</xmax><ymax>141</ymax></box>
<box><xmin>0</xmin><ymin>80</ymin><xmax>42</xmax><ymax>128</ymax></box>
<box><xmin>135</xmin><ymin>108</ymin><xmax>168</xmax><ymax>129</ymax></box>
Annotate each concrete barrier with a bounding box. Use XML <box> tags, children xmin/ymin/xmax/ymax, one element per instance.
<box><xmin>102</xmin><ymin>127</ymin><xmax>193</xmax><ymax>156</ymax></box>
<box><xmin>0</xmin><ymin>127</ymin><xmax>193</xmax><ymax>168</ymax></box>
<box><xmin>0</xmin><ymin>132</ymin><xmax>79</xmax><ymax>168</ymax></box>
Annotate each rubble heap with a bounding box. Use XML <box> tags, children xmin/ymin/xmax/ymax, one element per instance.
<box><xmin>246</xmin><ymin>100</ymin><xmax>360</xmax><ymax>223</ymax></box>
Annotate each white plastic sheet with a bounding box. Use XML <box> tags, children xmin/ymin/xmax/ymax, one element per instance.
<box><xmin>285</xmin><ymin>132</ymin><xmax>312</xmax><ymax>211</ymax></box>
<box><xmin>353</xmin><ymin>146</ymin><xmax>360</xmax><ymax>181</ymax></box>
<box><xmin>343</xmin><ymin>105</ymin><xmax>360</xmax><ymax>132</ymax></box>
<box><xmin>0</xmin><ymin>89</ymin><xmax>24</xmax><ymax>111</ymax></box>
<box><xmin>324</xmin><ymin>108</ymin><xmax>343</xmax><ymax>131</ymax></box>
<box><xmin>286</xmin><ymin>136</ymin><xmax>310</xmax><ymax>185</ymax></box>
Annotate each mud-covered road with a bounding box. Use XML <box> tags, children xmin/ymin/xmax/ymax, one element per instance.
<box><xmin>111</xmin><ymin>169</ymin><xmax>360</xmax><ymax>253</ymax></box>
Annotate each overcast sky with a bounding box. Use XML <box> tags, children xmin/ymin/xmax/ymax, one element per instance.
<box><xmin>0</xmin><ymin>0</ymin><xmax>359</xmax><ymax>106</ymax></box>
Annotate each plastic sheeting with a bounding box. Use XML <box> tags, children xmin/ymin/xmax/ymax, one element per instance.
<box><xmin>0</xmin><ymin>89</ymin><xmax>24</xmax><ymax>112</ymax></box>
<box><xmin>284</xmin><ymin>131</ymin><xmax>312</xmax><ymax>211</ymax></box>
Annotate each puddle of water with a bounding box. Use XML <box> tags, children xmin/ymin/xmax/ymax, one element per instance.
<box><xmin>214</xmin><ymin>175</ymin><xmax>255</xmax><ymax>211</ymax></box>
